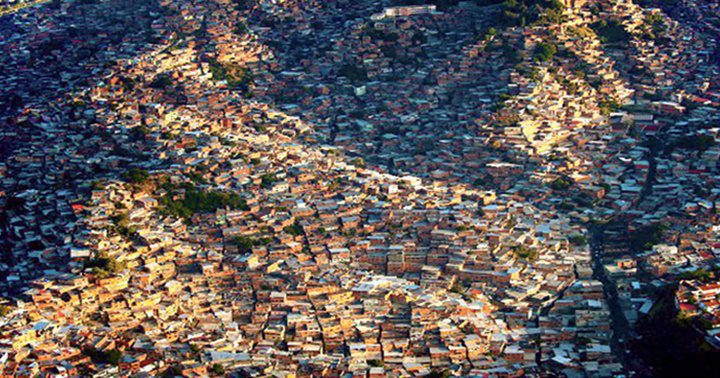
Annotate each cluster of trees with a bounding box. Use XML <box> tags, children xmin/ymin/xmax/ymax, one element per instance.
<box><xmin>501</xmin><ymin>0</ymin><xmax>564</xmax><ymax>27</ymax></box>
<box><xmin>633</xmin><ymin>287</ymin><xmax>720</xmax><ymax>377</ymax></box>
<box><xmin>679</xmin><ymin>267</ymin><xmax>720</xmax><ymax>283</ymax></box>
<box><xmin>367</xmin><ymin>359</ymin><xmax>384</xmax><ymax>367</ymax></box>
<box><xmin>208</xmin><ymin>58</ymin><xmax>254</xmax><ymax>92</ymax></box>
<box><xmin>149</xmin><ymin>73</ymin><xmax>174</xmax><ymax>89</ymax></box>
<box><xmin>234</xmin><ymin>21</ymin><xmax>249</xmax><ymax>37</ymax></box>
<box><xmin>533</xmin><ymin>42</ymin><xmax>558</xmax><ymax>62</ymax></box>
<box><xmin>568</xmin><ymin>234</ymin><xmax>587</xmax><ymax>246</ymax></box>
<box><xmin>629</xmin><ymin>223</ymin><xmax>667</xmax><ymax>251</ymax></box>
<box><xmin>591</xmin><ymin>19</ymin><xmax>630</xmax><ymax>45</ymax></box>
<box><xmin>350</xmin><ymin>157</ymin><xmax>366</xmax><ymax>168</ymax></box>
<box><xmin>550</xmin><ymin>176</ymin><xmax>574</xmax><ymax>191</ymax></box>
<box><xmin>392</xmin><ymin>0</ymin><xmax>566</xmax><ymax>26</ymax></box>
<box><xmin>232</xmin><ymin>235</ymin><xmax>272</xmax><ymax>253</ymax></box>
<box><xmin>211</xmin><ymin>364</ymin><xmax>225</xmax><ymax>375</ymax></box>
<box><xmin>598</xmin><ymin>98</ymin><xmax>621</xmax><ymax>115</ymax></box>
<box><xmin>231</xmin><ymin>0</ymin><xmax>255</xmax><ymax>11</ymax></box>
<box><xmin>640</xmin><ymin>13</ymin><xmax>667</xmax><ymax>41</ymax></box>
<box><xmin>283</xmin><ymin>222</ymin><xmax>304</xmax><ymax>236</ymax></box>
<box><xmin>110</xmin><ymin>212</ymin><xmax>136</xmax><ymax>238</ymax></box>
<box><xmin>260</xmin><ymin>173</ymin><xmax>278</xmax><ymax>189</ymax></box>
<box><xmin>85</xmin><ymin>348</ymin><xmax>123</xmax><ymax>366</ymax></box>
<box><xmin>667</xmin><ymin>134</ymin><xmax>716</xmax><ymax>153</ymax></box>
<box><xmin>84</xmin><ymin>251</ymin><xmax>126</xmax><ymax>279</ymax></box>
<box><xmin>366</xmin><ymin>27</ymin><xmax>400</xmax><ymax>42</ymax></box>
<box><xmin>159</xmin><ymin>182</ymin><xmax>248</xmax><ymax>220</ymax></box>
<box><xmin>513</xmin><ymin>245</ymin><xmax>538</xmax><ymax>261</ymax></box>
<box><xmin>123</xmin><ymin>168</ymin><xmax>150</xmax><ymax>184</ymax></box>
<box><xmin>338</xmin><ymin>64</ymin><xmax>368</xmax><ymax>83</ymax></box>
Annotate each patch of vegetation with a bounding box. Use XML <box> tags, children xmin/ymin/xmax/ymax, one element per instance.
<box><xmin>231</xmin><ymin>0</ymin><xmax>254</xmax><ymax>11</ymax></box>
<box><xmin>367</xmin><ymin>27</ymin><xmax>399</xmax><ymax>42</ymax></box>
<box><xmin>499</xmin><ymin>43</ymin><xmax>523</xmax><ymax>64</ymax></box>
<box><xmin>629</xmin><ymin>223</ymin><xmax>667</xmax><ymax>252</ymax></box>
<box><xmin>231</xmin><ymin>235</ymin><xmax>271</xmax><ymax>253</ymax></box>
<box><xmin>260</xmin><ymin>173</ymin><xmax>278</xmax><ymax>189</ymax></box>
<box><xmin>640</xmin><ymin>13</ymin><xmax>667</xmax><ymax>40</ymax></box>
<box><xmin>283</xmin><ymin>222</ymin><xmax>304</xmax><ymax>236</ymax></box>
<box><xmin>211</xmin><ymin>364</ymin><xmax>225</xmax><ymax>375</ymax></box>
<box><xmin>0</xmin><ymin>305</ymin><xmax>11</xmax><ymax>317</ymax></box>
<box><xmin>149</xmin><ymin>73</ymin><xmax>173</xmax><ymax>89</ymax></box>
<box><xmin>123</xmin><ymin>168</ymin><xmax>150</xmax><ymax>185</ymax></box>
<box><xmin>367</xmin><ymin>359</ymin><xmax>384</xmax><ymax>367</ymax></box>
<box><xmin>513</xmin><ymin>245</ymin><xmax>538</xmax><ymax>261</ymax></box>
<box><xmin>533</xmin><ymin>42</ymin><xmax>557</xmax><ymax>62</ymax></box>
<box><xmin>599</xmin><ymin>98</ymin><xmax>621</xmax><ymax>115</ymax></box>
<box><xmin>380</xmin><ymin>45</ymin><xmax>398</xmax><ymax>59</ymax></box>
<box><xmin>161</xmin><ymin>365</ymin><xmax>184</xmax><ymax>378</ymax></box>
<box><xmin>590</xmin><ymin>19</ymin><xmax>630</xmax><ymax>45</ymax></box>
<box><xmin>159</xmin><ymin>182</ymin><xmax>248</xmax><ymax>220</ymax></box>
<box><xmin>667</xmin><ymin>134</ymin><xmax>716</xmax><ymax>153</ymax></box>
<box><xmin>190</xmin><ymin>343</ymin><xmax>202</xmax><ymax>354</ymax></box>
<box><xmin>350</xmin><ymin>157</ymin><xmax>366</xmax><ymax>168</ymax></box>
<box><xmin>91</xmin><ymin>180</ymin><xmax>106</xmax><ymax>191</ymax></box>
<box><xmin>86</xmin><ymin>348</ymin><xmax>123</xmax><ymax>366</ymax></box>
<box><xmin>234</xmin><ymin>21</ymin><xmax>248</xmax><ymax>36</ymax></box>
<box><xmin>131</xmin><ymin>124</ymin><xmax>151</xmax><ymax>140</ymax></box>
<box><xmin>120</xmin><ymin>77</ymin><xmax>136</xmax><ymax>93</ymax></box>
<box><xmin>234</xmin><ymin>236</ymin><xmax>255</xmax><ymax>253</ymax></box>
<box><xmin>110</xmin><ymin>212</ymin><xmax>137</xmax><ymax>238</ymax></box>
<box><xmin>85</xmin><ymin>252</ymin><xmax>126</xmax><ymax>278</ymax></box>
<box><xmin>680</xmin><ymin>269</ymin><xmax>708</xmax><ymax>282</ymax></box>
<box><xmin>568</xmin><ymin>234</ymin><xmax>587</xmax><ymax>246</ymax></box>
<box><xmin>633</xmin><ymin>287</ymin><xmax>720</xmax><ymax>377</ymax></box>
<box><xmin>338</xmin><ymin>64</ymin><xmax>368</xmax><ymax>83</ymax></box>
<box><xmin>500</xmin><ymin>0</ymin><xmax>564</xmax><ymax>27</ymax></box>
<box><xmin>426</xmin><ymin>369</ymin><xmax>452</xmax><ymax>378</ymax></box>
<box><xmin>550</xmin><ymin>176</ymin><xmax>573</xmax><ymax>191</ymax></box>
<box><xmin>208</xmin><ymin>58</ymin><xmax>254</xmax><ymax>92</ymax></box>
<box><xmin>412</xmin><ymin>31</ymin><xmax>428</xmax><ymax>45</ymax></box>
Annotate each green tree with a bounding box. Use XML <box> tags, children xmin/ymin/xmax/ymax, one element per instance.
<box><xmin>150</xmin><ymin>73</ymin><xmax>173</xmax><ymax>89</ymax></box>
<box><xmin>284</xmin><ymin>222</ymin><xmax>304</xmax><ymax>236</ymax></box>
<box><xmin>85</xmin><ymin>252</ymin><xmax>127</xmax><ymax>277</ymax></box>
<box><xmin>367</xmin><ymin>359</ymin><xmax>384</xmax><ymax>367</ymax></box>
<box><xmin>568</xmin><ymin>234</ymin><xmax>587</xmax><ymax>246</ymax></box>
<box><xmin>533</xmin><ymin>42</ymin><xmax>557</xmax><ymax>62</ymax></box>
<box><xmin>591</xmin><ymin>19</ymin><xmax>630</xmax><ymax>45</ymax></box>
<box><xmin>233</xmin><ymin>236</ymin><xmax>255</xmax><ymax>253</ymax></box>
<box><xmin>211</xmin><ymin>363</ymin><xmax>225</xmax><ymax>375</ymax></box>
